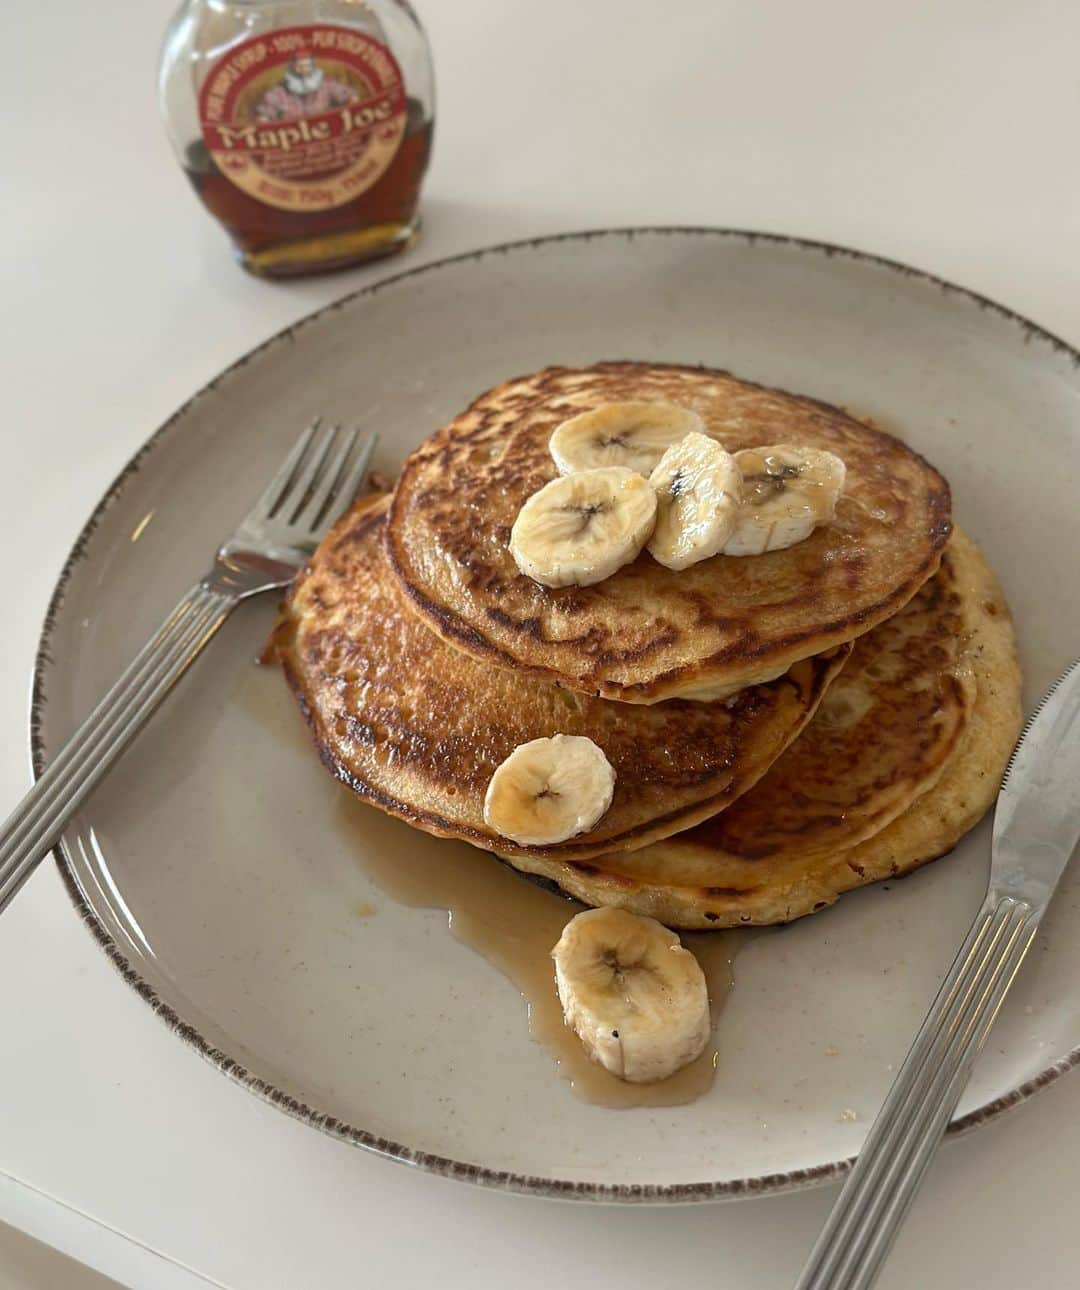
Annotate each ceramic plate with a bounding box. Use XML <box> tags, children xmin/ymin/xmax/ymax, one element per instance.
<box><xmin>35</xmin><ymin>230</ymin><xmax>1080</xmax><ymax>1201</ymax></box>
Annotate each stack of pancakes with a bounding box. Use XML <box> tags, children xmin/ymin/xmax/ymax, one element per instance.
<box><xmin>275</xmin><ymin>363</ymin><xmax>1022</xmax><ymax>928</ymax></box>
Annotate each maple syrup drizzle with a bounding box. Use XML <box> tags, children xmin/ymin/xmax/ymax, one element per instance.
<box><xmin>244</xmin><ymin>663</ymin><xmax>746</xmax><ymax>1107</ymax></box>
<box><xmin>334</xmin><ymin>794</ymin><xmax>743</xmax><ymax>1108</ymax></box>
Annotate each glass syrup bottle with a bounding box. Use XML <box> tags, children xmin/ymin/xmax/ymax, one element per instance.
<box><xmin>159</xmin><ymin>0</ymin><xmax>434</xmax><ymax>278</ymax></box>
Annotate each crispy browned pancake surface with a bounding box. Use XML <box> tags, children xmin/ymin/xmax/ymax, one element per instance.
<box><xmin>681</xmin><ymin>544</ymin><xmax>975</xmax><ymax>867</ymax></box>
<box><xmin>506</xmin><ymin>529</ymin><xmax>1021</xmax><ymax>925</ymax></box>
<box><xmin>387</xmin><ymin>363</ymin><xmax>951</xmax><ymax>703</ymax></box>
<box><xmin>275</xmin><ymin>495</ymin><xmax>846</xmax><ymax>862</ymax></box>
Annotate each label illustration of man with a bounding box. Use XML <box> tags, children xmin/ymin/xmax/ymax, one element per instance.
<box><xmin>253</xmin><ymin>49</ymin><xmax>358</xmax><ymax>121</ymax></box>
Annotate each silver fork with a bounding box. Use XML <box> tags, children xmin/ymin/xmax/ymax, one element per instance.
<box><xmin>0</xmin><ymin>420</ymin><xmax>376</xmax><ymax>915</ymax></box>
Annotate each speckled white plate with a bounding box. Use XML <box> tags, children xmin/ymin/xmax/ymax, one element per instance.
<box><xmin>35</xmin><ymin>230</ymin><xmax>1080</xmax><ymax>1201</ymax></box>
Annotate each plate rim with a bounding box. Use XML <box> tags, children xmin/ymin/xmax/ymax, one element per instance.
<box><xmin>30</xmin><ymin>225</ymin><xmax>1080</xmax><ymax>1204</ymax></box>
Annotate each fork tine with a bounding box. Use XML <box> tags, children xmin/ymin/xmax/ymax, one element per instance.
<box><xmin>254</xmin><ymin>418</ymin><xmax>321</xmax><ymax>518</ymax></box>
<box><xmin>297</xmin><ymin>427</ymin><xmax>358</xmax><ymax>529</ymax></box>
<box><xmin>314</xmin><ymin>432</ymin><xmax>378</xmax><ymax>533</ymax></box>
<box><xmin>286</xmin><ymin>422</ymin><xmax>342</xmax><ymax>523</ymax></box>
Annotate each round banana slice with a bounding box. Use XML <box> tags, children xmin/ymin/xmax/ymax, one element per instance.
<box><xmin>483</xmin><ymin>734</ymin><xmax>616</xmax><ymax>846</ymax></box>
<box><xmin>549</xmin><ymin>402</ymin><xmax>705</xmax><ymax>477</ymax></box>
<box><xmin>552</xmin><ymin>907</ymin><xmax>711</xmax><ymax>1084</ymax></box>
<box><xmin>647</xmin><ymin>431</ymin><xmax>742</xmax><ymax>570</ymax></box>
<box><xmin>509</xmin><ymin>467</ymin><xmax>657</xmax><ymax>588</ymax></box>
<box><xmin>723</xmin><ymin>444</ymin><xmax>847</xmax><ymax>557</ymax></box>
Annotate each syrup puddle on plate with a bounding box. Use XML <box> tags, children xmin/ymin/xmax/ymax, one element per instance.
<box><xmin>243</xmin><ymin>662</ymin><xmax>751</xmax><ymax>1107</ymax></box>
<box><xmin>333</xmin><ymin>791</ymin><xmax>747</xmax><ymax>1108</ymax></box>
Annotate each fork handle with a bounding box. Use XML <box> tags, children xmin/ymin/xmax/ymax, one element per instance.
<box><xmin>795</xmin><ymin>894</ymin><xmax>1039</xmax><ymax>1290</ymax></box>
<box><xmin>0</xmin><ymin>581</ymin><xmax>237</xmax><ymax>914</ymax></box>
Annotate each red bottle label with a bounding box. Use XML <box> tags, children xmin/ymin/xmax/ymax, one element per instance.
<box><xmin>198</xmin><ymin>25</ymin><xmax>407</xmax><ymax>213</ymax></box>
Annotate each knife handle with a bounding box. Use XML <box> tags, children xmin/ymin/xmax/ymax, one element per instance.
<box><xmin>795</xmin><ymin>894</ymin><xmax>1038</xmax><ymax>1290</ymax></box>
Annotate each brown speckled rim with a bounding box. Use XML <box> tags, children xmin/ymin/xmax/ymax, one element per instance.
<box><xmin>30</xmin><ymin>228</ymin><xmax>1080</xmax><ymax>1204</ymax></box>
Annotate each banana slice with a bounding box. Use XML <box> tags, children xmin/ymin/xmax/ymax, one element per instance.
<box><xmin>647</xmin><ymin>432</ymin><xmax>742</xmax><ymax>570</ymax></box>
<box><xmin>723</xmin><ymin>444</ymin><xmax>847</xmax><ymax>556</ymax></box>
<box><xmin>552</xmin><ymin>907</ymin><xmax>711</xmax><ymax>1083</ymax></box>
<box><xmin>483</xmin><ymin>734</ymin><xmax>616</xmax><ymax>846</ymax></box>
<box><xmin>509</xmin><ymin>467</ymin><xmax>657</xmax><ymax>587</ymax></box>
<box><xmin>549</xmin><ymin>402</ymin><xmax>705</xmax><ymax>477</ymax></box>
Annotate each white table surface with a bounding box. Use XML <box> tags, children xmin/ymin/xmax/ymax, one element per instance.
<box><xmin>4</xmin><ymin>1</ymin><xmax>1080</xmax><ymax>1286</ymax></box>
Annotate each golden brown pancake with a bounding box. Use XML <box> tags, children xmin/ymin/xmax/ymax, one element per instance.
<box><xmin>387</xmin><ymin>362</ymin><xmax>951</xmax><ymax>704</ymax></box>
<box><xmin>504</xmin><ymin>529</ymin><xmax>1022</xmax><ymax>926</ymax></box>
<box><xmin>274</xmin><ymin>494</ymin><xmax>847</xmax><ymax>863</ymax></box>
<box><xmin>675</xmin><ymin>543</ymin><xmax>976</xmax><ymax>869</ymax></box>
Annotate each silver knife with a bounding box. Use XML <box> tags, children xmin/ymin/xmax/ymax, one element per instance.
<box><xmin>796</xmin><ymin>655</ymin><xmax>1080</xmax><ymax>1290</ymax></box>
